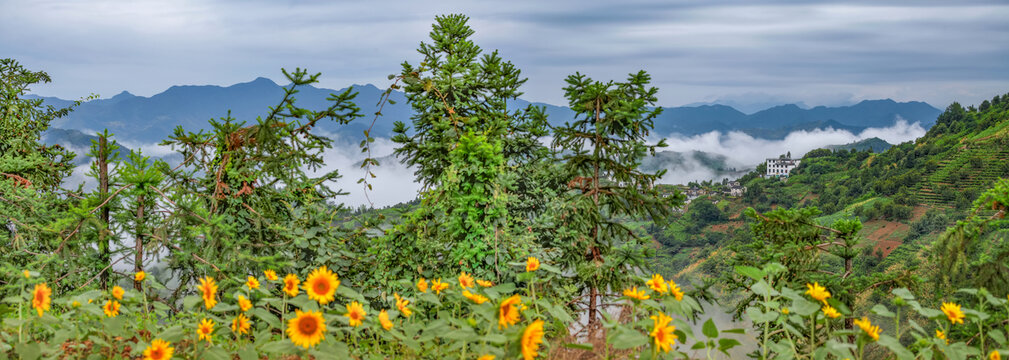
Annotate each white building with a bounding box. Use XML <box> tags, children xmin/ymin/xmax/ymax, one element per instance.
<box><xmin>765</xmin><ymin>158</ymin><xmax>800</xmax><ymax>178</ymax></box>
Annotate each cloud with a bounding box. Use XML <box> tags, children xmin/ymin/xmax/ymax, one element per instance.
<box><xmin>654</xmin><ymin>153</ymin><xmax>749</xmax><ymax>186</ymax></box>
<box><xmin>311</xmin><ymin>134</ymin><xmax>422</xmax><ymax>208</ymax></box>
<box><xmin>3</xmin><ymin>0</ymin><xmax>1007</xmax><ymax>110</ymax></box>
<box><xmin>658</xmin><ymin>120</ymin><xmax>926</xmax><ymax>166</ymax></box>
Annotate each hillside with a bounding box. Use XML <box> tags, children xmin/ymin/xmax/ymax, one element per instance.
<box><xmin>42</xmin><ymin>128</ymin><xmax>134</xmax><ymax>166</ymax></box>
<box><xmin>656</xmin><ymin>93</ymin><xmax>1009</xmax><ymax>290</ymax></box>
<box><xmin>825</xmin><ymin>137</ymin><xmax>892</xmax><ymax>152</ymax></box>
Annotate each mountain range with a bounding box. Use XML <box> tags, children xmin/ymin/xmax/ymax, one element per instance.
<box><xmin>30</xmin><ymin>77</ymin><xmax>942</xmax><ymax>143</ymax></box>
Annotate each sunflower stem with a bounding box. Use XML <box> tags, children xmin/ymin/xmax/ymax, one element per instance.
<box><xmin>281</xmin><ymin>293</ymin><xmax>287</xmax><ymax>339</ymax></box>
<box><xmin>809</xmin><ymin>311</ymin><xmax>817</xmax><ymax>353</ymax></box>
<box><xmin>18</xmin><ymin>280</ymin><xmax>24</xmax><ymax>343</ymax></box>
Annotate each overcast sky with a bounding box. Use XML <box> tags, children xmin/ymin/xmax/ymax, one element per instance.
<box><xmin>3</xmin><ymin>0</ymin><xmax>1007</xmax><ymax>109</ymax></box>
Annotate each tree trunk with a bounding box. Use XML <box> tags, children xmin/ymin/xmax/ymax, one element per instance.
<box><xmin>98</xmin><ymin>136</ymin><xmax>111</xmax><ymax>289</ymax></box>
<box><xmin>134</xmin><ymin>194</ymin><xmax>144</xmax><ymax>292</ymax></box>
<box><xmin>588</xmin><ymin>285</ymin><xmax>599</xmax><ymax>338</ymax></box>
<box><xmin>844</xmin><ymin>256</ymin><xmax>854</xmax><ymax>340</ymax></box>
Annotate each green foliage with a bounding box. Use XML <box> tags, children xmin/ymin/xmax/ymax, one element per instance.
<box><xmin>737</xmin><ymin>263</ymin><xmax>1009</xmax><ymax>360</ymax></box>
<box><xmin>379</xmin><ymin>14</ymin><xmax>554</xmax><ymax>283</ymax></box>
<box><xmin>935</xmin><ymin>177</ymin><xmax>1009</xmax><ymax>293</ymax></box>
<box><xmin>0</xmin><ymin>58</ymin><xmax>98</xmax><ymax>294</ymax></box>
<box><xmin>154</xmin><ymin>68</ymin><xmax>364</xmax><ymax>292</ymax></box>
<box><xmin>4</xmin><ymin>14</ymin><xmax>1009</xmax><ymax>359</ymax></box>
<box><xmin>549</xmin><ymin>70</ymin><xmax>685</xmax><ymax>327</ymax></box>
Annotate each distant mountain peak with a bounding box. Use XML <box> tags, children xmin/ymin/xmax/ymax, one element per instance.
<box><xmin>236</xmin><ymin>77</ymin><xmax>278</xmax><ymax>87</ymax></box>
<box><xmin>856</xmin><ymin>99</ymin><xmax>897</xmax><ymax>105</ymax></box>
<box><xmin>110</xmin><ymin>90</ymin><xmax>135</xmax><ymax>99</ymax></box>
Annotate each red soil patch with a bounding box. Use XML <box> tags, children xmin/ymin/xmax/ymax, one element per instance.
<box><xmin>910</xmin><ymin>205</ymin><xmax>930</xmax><ymax>222</ymax></box>
<box><xmin>863</xmin><ymin>220</ymin><xmax>909</xmax><ymax>257</ymax></box>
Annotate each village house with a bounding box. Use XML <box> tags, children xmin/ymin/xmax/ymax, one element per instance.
<box><xmin>765</xmin><ymin>158</ymin><xmax>800</xmax><ymax>178</ymax></box>
<box><xmin>725</xmin><ymin>181</ymin><xmax>746</xmax><ymax>196</ymax></box>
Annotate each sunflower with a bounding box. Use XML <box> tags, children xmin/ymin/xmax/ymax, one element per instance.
<box><xmin>668</xmin><ymin>280</ymin><xmax>684</xmax><ymax>301</ymax></box>
<box><xmin>23</xmin><ymin>270</ymin><xmax>30</xmax><ymax>279</ymax></box>
<box><xmin>646</xmin><ymin>274</ymin><xmax>668</xmax><ymax>294</ymax></box>
<box><xmin>31</xmin><ymin>283</ymin><xmax>52</xmax><ymax>317</ymax></box>
<box><xmin>781</xmin><ymin>307</ymin><xmax>790</xmax><ymax>315</ymax></box>
<box><xmin>103</xmin><ymin>300</ymin><xmax>120</xmax><ymax>317</ymax></box>
<box><xmin>246</xmin><ymin>276</ymin><xmax>260</xmax><ymax>291</ymax></box>
<box><xmin>521</xmin><ymin>319</ymin><xmax>545</xmax><ymax>360</ymax></box>
<box><xmin>417</xmin><ymin>277</ymin><xmax>429</xmax><ymax>293</ymax></box>
<box><xmin>283</xmin><ymin>273</ymin><xmax>300</xmax><ymax>297</ymax></box>
<box><xmin>463</xmin><ymin>290</ymin><xmax>489</xmax><ymax>304</ymax></box>
<box><xmin>71</xmin><ymin>300</ymin><xmax>81</xmax><ymax>308</ymax></box>
<box><xmin>526</xmin><ymin>257</ymin><xmax>540</xmax><ymax>272</ymax></box>
<box><xmin>622</xmin><ymin>287</ymin><xmax>650</xmax><ymax>301</ymax></box>
<box><xmin>197</xmin><ymin>318</ymin><xmax>214</xmax><ymax>342</ymax></box>
<box><xmin>431</xmin><ymin>278</ymin><xmax>449</xmax><ymax>294</ymax></box>
<box><xmin>197</xmin><ymin>277</ymin><xmax>218</xmax><ymax>310</ymax></box>
<box><xmin>478</xmin><ymin>355</ymin><xmax>495</xmax><ymax>360</ymax></box>
<box><xmin>142</xmin><ymin>339</ymin><xmax>174</xmax><ymax>360</ymax></box>
<box><xmin>941</xmin><ymin>302</ymin><xmax>965</xmax><ymax>325</ymax></box>
<box><xmin>379</xmin><ymin>310</ymin><xmax>393</xmax><ymax>331</ymax></box>
<box><xmin>935</xmin><ymin>329</ymin><xmax>948</xmax><ymax>344</ymax></box>
<box><xmin>822</xmin><ymin>305</ymin><xmax>841</xmax><ymax>319</ymax></box>
<box><xmin>237</xmin><ymin>295</ymin><xmax>252</xmax><ymax>312</ymax></box>
<box><xmin>287</xmin><ymin>310</ymin><xmax>326</xmax><ymax>348</ymax></box>
<box><xmin>112</xmin><ymin>286</ymin><xmax>125</xmax><ymax>300</ymax></box>
<box><xmin>498</xmin><ymin>294</ymin><xmax>522</xmax><ymax>329</ymax></box>
<box><xmin>991</xmin><ymin>350</ymin><xmax>1002</xmax><ymax>360</ymax></box>
<box><xmin>345</xmin><ymin>301</ymin><xmax>366</xmax><ymax>327</ymax></box>
<box><xmin>805</xmin><ymin>282</ymin><xmax>831</xmax><ymax>304</ymax></box>
<box><xmin>304</xmin><ymin>266</ymin><xmax>340</xmax><ymax>305</ymax></box>
<box><xmin>458</xmin><ymin>272</ymin><xmax>475</xmax><ymax>289</ymax></box>
<box><xmin>135</xmin><ymin>271</ymin><xmax>146</xmax><ymax>282</ymax></box>
<box><xmin>231</xmin><ymin>313</ymin><xmax>251</xmax><ymax>334</ymax></box>
<box><xmin>476</xmin><ymin>279</ymin><xmax>494</xmax><ymax>287</ymax></box>
<box><xmin>650</xmin><ymin>313</ymin><xmax>678</xmax><ymax>353</ymax></box>
<box><xmin>853</xmin><ymin>317</ymin><xmax>881</xmax><ymax>341</ymax></box>
<box><xmin>394</xmin><ymin>293</ymin><xmax>412</xmax><ymax>317</ymax></box>
<box><xmin>264</xmin><ymin>270</ymin><xmax>278</xmax><ymax>281</ymax></box>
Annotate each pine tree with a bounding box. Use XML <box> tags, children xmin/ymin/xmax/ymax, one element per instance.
<box><xmin>0</xmin><ymin>58</ymin><xmax>86</xmax><ymax>282</ymax></box>
<box><xmin>550</xmin><ymin>70</ymin><xmax>684</xmax><ymax>333</ymax></box>
<box><xmin>381</xmin><ymin>14</ymin><xmax>553</xmax><ymax>278</ymax></box>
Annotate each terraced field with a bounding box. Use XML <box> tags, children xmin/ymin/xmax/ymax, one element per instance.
<box><xmin>916</xmin><ymin>143</ymin><xmax>1009</xmax><ymax>205</ymax></box>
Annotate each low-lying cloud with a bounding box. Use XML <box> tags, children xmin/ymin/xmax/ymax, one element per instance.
<box><xmin>659</xmin><ymin>120</ymin><xmax>926</xmax><ymax>166</ymax></box>
<box><xmin>653</xmin><ymin>153</ymin><xmax>749</xmax><ymax>186</ymax></box>
<box><xmin>311</xmin><ymin>133</ymin><xmax>422</xmax><ymax>209</ymax></box>
<box><xmin>58</xmin><ymin>120</ymin><xmax>927</xmax><ymax>208</ymax></box>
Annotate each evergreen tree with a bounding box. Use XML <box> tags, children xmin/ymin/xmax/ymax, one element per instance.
<box><xmin>160</xmin><ymin>68</ymin><xmax>363</xmax><ymax>283</ymax></box>
<box><xmin>549</xmin><ymin>70</ymin><xmax>684</xmax><ymax>332</ymax></box>
<box><xmin>0</xmin><ymin>58</ymin><xmax>90</xmax><ymax>286</ymax></box>
<box><xmin>380</xmin><ymin>14</ymin><xmax>553</xmax><ymax>279</ymax></box>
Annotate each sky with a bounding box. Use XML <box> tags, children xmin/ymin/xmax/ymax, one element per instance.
<box><xmin>3</xmin><ymin>0</ymin><xmax>1008</xmax><ymax>110</ymax></box>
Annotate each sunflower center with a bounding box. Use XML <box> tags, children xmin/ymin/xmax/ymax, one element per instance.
<box><xmin>313</xmin><ymin>279</ymin><xmax>330</xmax><ymax>294</ymax></box>
<box><xmin>34</xmin><ymin>291</ymin><xmax>44</xmax><ymax>303</ymax></box>
<box><xmin>151</xmin><ymin>349</ymin><xmax>163</xmax><ymax>359</ymax></box>
<box><xmin>351</xmin><ymin>311</ymin><xmax>362</xmax><ymax>320</ymax></box>
<box><xmin>298</xmin><ymin>316</ymin><xmax>318</xmax><ymax>334</ymax></box>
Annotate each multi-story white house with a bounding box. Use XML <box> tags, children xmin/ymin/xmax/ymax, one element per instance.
<box><xmin>765</xmin><ymin>158</ymin><xmax>800</xmax><ymax>178</ymax></box>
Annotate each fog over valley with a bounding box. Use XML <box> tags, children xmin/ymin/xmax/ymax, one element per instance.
<box><xmin>52</xmin><ymin>117</ymin><xmax>927</xmax><ymax>207</ymax></box>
